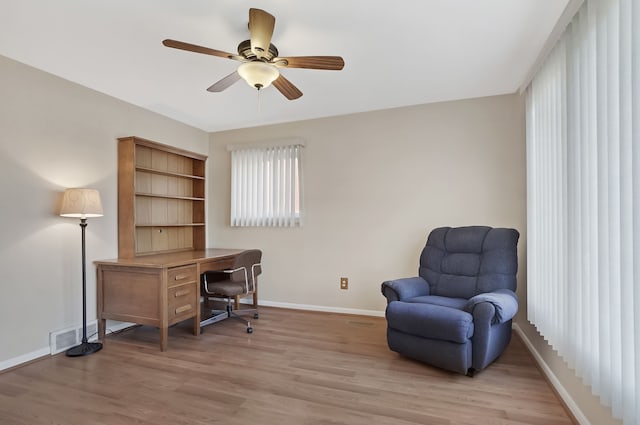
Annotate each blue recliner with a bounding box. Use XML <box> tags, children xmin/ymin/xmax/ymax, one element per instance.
<box><xmin>381</xmin><ymin>226</ymin><xmax>519</xmax><ymax>375</ymax></box>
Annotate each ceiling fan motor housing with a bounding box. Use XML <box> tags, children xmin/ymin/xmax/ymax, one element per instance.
<box><xmin>237</xmin><ymin>39</ymin><xmax>279</xmax><ymax>62</ymax></box>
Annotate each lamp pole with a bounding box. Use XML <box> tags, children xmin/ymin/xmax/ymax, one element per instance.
<box><xmin>66</xmin><ymin>218</ymin><xmax>103</xmax><ymax>356</ymax></box>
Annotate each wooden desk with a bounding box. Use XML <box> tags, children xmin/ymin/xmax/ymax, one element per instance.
<box><xmin>95</xmin><ymin>249</ymin><xmax>245</xmax><ymax>351</ymax></box>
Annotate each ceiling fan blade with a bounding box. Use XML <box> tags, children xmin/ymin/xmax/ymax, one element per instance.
<box><xmin>207</xmin><ymin>71</ymin><xmax>242</xmax><ymax>92</ymax></box>
<box><xmin>272</xmin><ymin>75</ymin><xmax>303</xmax><ymax>100</ymax></box>
<box><xmin>273</xmin><ymin>56</ymin><xmax>345</xmax><ymax>70</ymax></box>
<box><xmin>249</xmin><ymin>8</ymin><xmax>275</xmax><ymax>59</ymax></box>
<box><xmin>162</xmin><ymin>39</ymin><xmax>244</xmax><ymax>61</ymax></box>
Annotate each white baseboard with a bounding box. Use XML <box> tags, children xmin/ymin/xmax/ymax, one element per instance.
<box><xmin>0</xmin><ymin>347</ymin><xmax>50</xmax><ymax>372</ymax></box>
<box><xmin>1</xmin><ymin>321</ymin><xmax>137</xmax><ymax>372</ymax></box>
<box><xmin>513</xmin><ymin>323</ymin><xmax>589</xmax><ymax>425</ymax></box>
<box><xmin>259</xmin><ymin>300</ymin><xmax>385</xmax><ymax>317</ymax></box>
<box><xmin>104</xmin><ymin>320</ymin><xmax>136</xmax><ymax>334</ymax></box>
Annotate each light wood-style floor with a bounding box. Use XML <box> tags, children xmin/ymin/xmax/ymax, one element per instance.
<box><xmin>0</xmin><ymin>307</ymin><xmax>574</xmax><ymax>425</ymax></box>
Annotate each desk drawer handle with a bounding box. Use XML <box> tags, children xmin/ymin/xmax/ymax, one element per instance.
<box><xmin>175</xmin><ymin>304</ymin><xmax>192</xmax><ymax>314</ymax></box>
<box><xmin>174</xmin><ymin>289</ymin><xmax>190</xmax><ymax>297</ymax></box>
<box><xmin>174</xmin><ymin>274</ymin><xmax>190</xmax><ymax>281</ymax></box>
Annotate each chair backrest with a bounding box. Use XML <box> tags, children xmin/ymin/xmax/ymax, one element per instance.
<box><xmin>229</xmin><ymin>249</ymin><xmax>262</xmax><ymax>291</ymax></box>
<box><xmin>419</xmin><ymin>226</ymin><xmax>519</xmax><ymax>299</ymax></box>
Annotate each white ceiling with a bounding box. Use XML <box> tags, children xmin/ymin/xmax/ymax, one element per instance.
<box><xmin>0</xmin><ymin>1</ymin><xmax>568</xmax><ymax>132</ymax></box>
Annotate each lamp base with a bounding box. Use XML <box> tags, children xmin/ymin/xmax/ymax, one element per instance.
<box><xmin>65</xmin><ymin>341</ymin><xmax>103</xmax><ymax>357</ymax></box>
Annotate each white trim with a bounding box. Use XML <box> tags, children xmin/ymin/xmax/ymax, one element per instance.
<box><xmin>513</xmin><ymin>323</ymin><xmax>589</xmax><ymax>425</ymax></box>
<box><xmin>1</xmin><ymin>322</ymin><xmax>135</xmax><ymax>372</ymax></box>
<box><xmin>104</xmin><ymin>320</ymin><xmax>136</xmax><ymax>334</ymax></box>
<box><xmin>0</xmin><ymin>347</ymin><xmax>50</xmax><ymax>372</ymax></box>
<box><xmin>259</xmin><ymin>299</ymin><xmax>385</xmax><ymax>317</ymax></box>
<box><xmin>226</xmin><ymin>137</ymin><xmax>305</xmax><ymax>151</ymax></box>
<box><xmin>518</xmin><ymin>0</ymin><xmax>584</xmax><ymax>93</ymax></box>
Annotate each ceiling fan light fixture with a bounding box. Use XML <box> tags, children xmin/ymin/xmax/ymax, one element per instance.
<box><xmin>238</xmin><ymin>61</ymin><xmax>279</xmax><ymax>89</ymax></box>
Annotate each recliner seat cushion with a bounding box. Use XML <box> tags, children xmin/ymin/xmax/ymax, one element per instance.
<box><xmin>386</xmin><ymin>301</ymin><xmax>474</xmax><ymax>344</ymax></box>
<box><xmin>406</xmin><ymin>295</ymin><xmax>467</xmax><ymax>310</ymax></box>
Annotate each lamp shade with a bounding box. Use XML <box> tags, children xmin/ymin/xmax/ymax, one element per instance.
<box><xmin>237</xmin><ymin>61</ymin><xmax>280</xmax><ymax>89</ymax></box>
<box><xmin>60</xmin><ymin>188</ymin><xmax>104</xmax><ymax>218</ymax></box>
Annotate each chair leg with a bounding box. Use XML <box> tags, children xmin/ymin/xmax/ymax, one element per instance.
<box><xmin>201</xmin><ymin>295</ymin><xmax>257</xmax><ymax>334</ymax></box>
<box><xmin>253</xmin><ymin>290</ymin><xmax>259</xmax><ymax>318</ymax></box>
<box><xmin>233</xmin><ymin>292</ymin><xmax>260</xmax><ymax>320</ymax></box>
<box><xmin>228</xmin><ymin>305</ymin><xmax>253</xmax><ymax>333</ymax></box>
<box><xmin>200</xmin><ymin>302</ymin><xmax>230</xmax><ymax>329</ymax></box>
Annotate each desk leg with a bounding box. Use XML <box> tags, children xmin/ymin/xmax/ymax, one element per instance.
<box><xmin>193</xmin><ymin>267</ymin><xmax>201</xmax><ymax>336</ymax></box>
<box><xmin>98</xmin><ymin>318</ymin><xmax>106</xmax><ymax>343</ymax></box>
<box><xmin>96</xmin><ymin>266</ymin><xmax>105</xmax><ymax>343</ymax></box>
<box><xmin>160</xmin><ymin>326</ymin><xmax>168</xmax><ymax>352</ymax></box>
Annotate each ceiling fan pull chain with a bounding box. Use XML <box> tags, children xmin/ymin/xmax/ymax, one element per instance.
<box><xmin>257</xmin><ymin>88</ymin><xmax>262</xmax><ymax>120</ymax></box>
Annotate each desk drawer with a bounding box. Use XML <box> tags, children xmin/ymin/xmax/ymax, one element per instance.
<box><xmin>168</xmin><ymin>264</ymin><xmax>197</xmax><ymax>287</ymax></box>
<box><xmin>168</xmin><ymin>282</ymin><xmax>197</xmax><ymax>321</ymax></box>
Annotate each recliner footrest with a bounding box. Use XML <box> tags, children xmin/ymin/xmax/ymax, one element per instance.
<box><xmin>386</xmin><ymin>301</ymin><xmax>474</xmax><ymax>343</ymax></box>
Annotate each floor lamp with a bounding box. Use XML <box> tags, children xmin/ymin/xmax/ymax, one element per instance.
<box><xmin>60</xmin><ymin>188</ymin><xmax>104</xmax><ymax>357</ymax></box>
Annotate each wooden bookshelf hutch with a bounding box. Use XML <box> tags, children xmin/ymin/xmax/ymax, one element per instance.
<box><xmin>117</xmin><ymin>136</ymin><xmax>207</xmax><ymax>258</ymax></box>
<box><xmin>95</xmin><ymin>136</ymin><xmax>245</xmax><ymax>351</ymax></box>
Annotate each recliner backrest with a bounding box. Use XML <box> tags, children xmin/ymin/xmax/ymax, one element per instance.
<box><xmin>419</xmin><ymin>226</ymin><xmax>519</xmax><ymax>299</ymax></box>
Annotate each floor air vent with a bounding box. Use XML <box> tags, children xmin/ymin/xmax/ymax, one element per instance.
<box><xmin>50</xmin><ymin>321</ymin><xmax>98</xmax><ymax>355</ymax></box>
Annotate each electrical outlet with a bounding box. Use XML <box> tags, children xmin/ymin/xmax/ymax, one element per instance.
<box><xmin>340</xmin><ymin>277</ymin><xmax>349</xmax><ymax>290</ymax></box>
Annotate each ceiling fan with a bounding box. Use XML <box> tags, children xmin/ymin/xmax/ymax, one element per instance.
<box><xmin>162</xmin><ymin>8</ymin><xmax>345</xmax><ymax>100</ymax></box>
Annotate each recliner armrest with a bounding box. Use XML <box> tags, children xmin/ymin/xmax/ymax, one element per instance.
<box><xmin>464</xmin><ymin>289</ymin><xmax>518</xmax><ymax>324</ymax></box>
<box><xmin>381</xmin><ymin>277</ymin><xmax>430</xmax><ymax>303</ymax></box>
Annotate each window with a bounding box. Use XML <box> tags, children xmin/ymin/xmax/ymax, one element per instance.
<box><xmin>229</xmin><ymin>143</ymin><xmax>303</xmax><ymax>227</ymax></box>
<box><xmin>526</xmin><ymin>0</ymin><xmax>639</xmax><ymax>423</ymax></box>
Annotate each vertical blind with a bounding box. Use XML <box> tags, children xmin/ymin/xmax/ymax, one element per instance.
<box><xmin>230</xmin><ymin>143</ymin><xmax>303</xmax><ymax>227</ymax></box>
<box><xmin>526</xmin><ymin>0</ymin><xmax>639</xmax><ymax>423</ymax></box>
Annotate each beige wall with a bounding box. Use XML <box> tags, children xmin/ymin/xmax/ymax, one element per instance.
<box><xmin>208</xmin><ymin>94</ymin><xmax>527</xmax><ymax>313</ymax></box>
<box><xmin>0</xmin><ymin>55</ymin><xmax>208</xmax><ymax>365</ymax></box>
